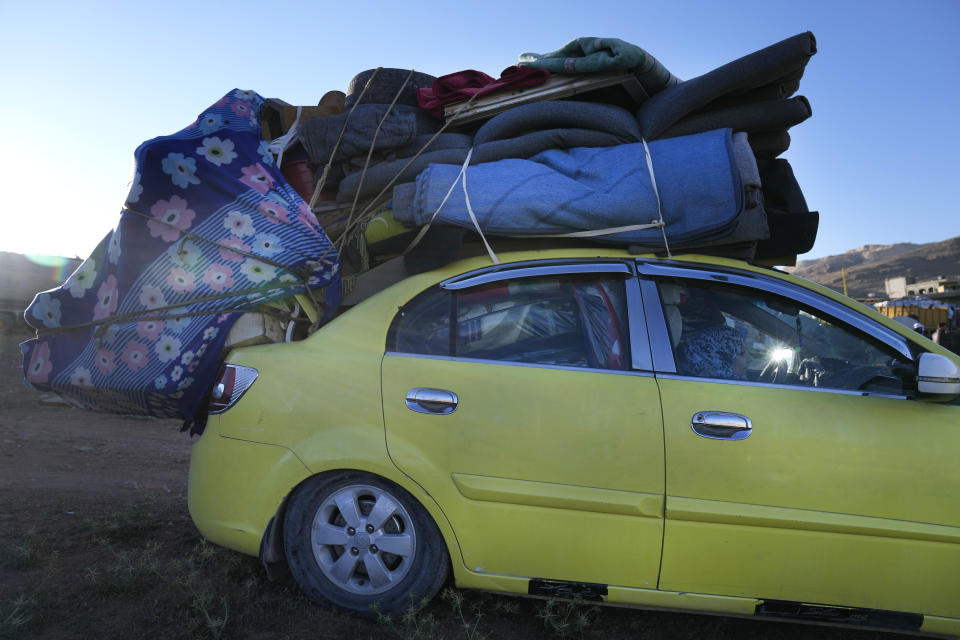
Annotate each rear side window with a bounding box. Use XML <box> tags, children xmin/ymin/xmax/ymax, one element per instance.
<box><xmin>391</xmin><ymin>287</ymin><xmax>452</xmax><ymax>357</ymax></box>
<box><xmin>389</xmin><ymin>275</ymin><xmax>629</xmax><ymax>370</ymax></box>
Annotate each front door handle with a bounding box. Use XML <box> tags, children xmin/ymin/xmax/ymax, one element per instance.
<box><xmin>691</xmin><ymin>411</ymin><xmax>752</xmax><ymax>440</ymax></box>
<box><xmin>405</xmin><ymin>388</ymin><xmax>459</xmax><ymax>415</ymax></box>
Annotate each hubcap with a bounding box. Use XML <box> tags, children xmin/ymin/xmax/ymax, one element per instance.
<box><xmin>310</xmin><ymin>484</ymin><xmax>416</xmax><ymax>595</ymax></box>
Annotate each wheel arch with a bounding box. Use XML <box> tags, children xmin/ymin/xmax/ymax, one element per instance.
<box><xmin>259</xmin><ymin>466</ymin><xmax>463</xmax><ymax>585</ymax></box>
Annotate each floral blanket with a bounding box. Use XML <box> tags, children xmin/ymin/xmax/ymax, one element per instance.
<box><xmin>21</xmin><ymin>89</ymin><xmax>341</xmax><ymax>424</ymax></box>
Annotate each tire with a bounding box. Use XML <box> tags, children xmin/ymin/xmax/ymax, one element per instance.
<box><xmin>283</xmin><ymin>471</ymin><xmax>449</xmax><ymax>617</ymax></box>
<box><xmin>344</xmin><ymin>68</ymin><xmax>437</xmax><ymax>109</ymax></box>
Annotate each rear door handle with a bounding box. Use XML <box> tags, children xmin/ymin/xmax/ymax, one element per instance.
<box><xmin>405</xmin><ymin>388</ymin><xmax>459</xmax><ymax>415</ymax></box>
<box><xmin>691</xmin><ymin>411</ymin><xmax>752</xmax><ymax>440</ymax></box>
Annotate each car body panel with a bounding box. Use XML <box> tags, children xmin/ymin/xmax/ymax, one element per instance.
<box><xmin>658</xmin><ymin>380</ymin><xmax>960</xmax><ymax>528</ymax></box>
<box><xmin>647</xmin><ymin>264</ymin><xmax>960</xmax><ymax>619</ymax></box>
<box><xmin>382</xmin><ymin>354</ymin><xmax>665</xmax><ymax>587</ymax></box>
<box><xmin>186</xmin><ymin>248</ymin><xmax>960</xmax><ymax>633</ymax></box>
<box><xmin>925</xmin><ymin>616</ymin><xmax>960</xmax><ymax>637</ymax></box>
<box><xmin>450</xmin><ymin>473</ymin><xmax>663</xmax><ymax>518</ymax></box>
<box><xmin>661</xmin><ymin>500</ymin><xmax>960</xmax><ymax>618</ymax></box>
<box><xmin>187</xmin><ymin>289</ymin><xmax>468</xmax><ymax>561</ymax></box>
<box><xmin>657</xmin><ymin>380</ymin><xmax>960</xmax><ymax>617</ymax></box>
<box><xmin>188</xmin><ymin>427</ymin><xmax>312</xmax><ymax>556</ymax></box>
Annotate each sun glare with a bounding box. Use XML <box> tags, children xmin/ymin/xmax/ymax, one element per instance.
<box><xmin>770</xmin><ymin>347</ymin><xmax>794</xmax><ymax>363</ymax></box>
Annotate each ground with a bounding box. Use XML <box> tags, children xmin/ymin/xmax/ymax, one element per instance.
<box><xmin>0</xmin><ymin>331</ymin><xmax>916</xmax><ymax>640</ymax></box>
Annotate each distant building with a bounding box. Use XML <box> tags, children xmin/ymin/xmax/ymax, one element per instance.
<box><xmin>876</xmin><ymin>277</ymin><xmax>960</xmax><ymax>333</ymax></box>
<box><xmin>885</xmin><ymin>275</ymin><xmax>960</xmax><ymax>300</ymax></box>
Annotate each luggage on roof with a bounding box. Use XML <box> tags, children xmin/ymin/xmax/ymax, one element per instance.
<box><xmin>22</xmin><ymin>33</ymin><xmax>821</xmax><ymax>421</ymax></box>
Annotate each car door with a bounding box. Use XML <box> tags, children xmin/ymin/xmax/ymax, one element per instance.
<box><xmin>381</xmin><ymin>261</ymin><xmax>665</xmax><ymax>589</ymax></box>
<box><xmin>640</xmin><ymin>262</ymin><xmax>960</xmax><ymax>620</ymax></box>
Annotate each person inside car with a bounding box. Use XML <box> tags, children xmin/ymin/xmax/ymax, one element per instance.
<box><xmin>677</xmin><ymin>323</ymin><xmax>748</xmax><ymax>380</ymax></box>
<box><xmin>668</xmin><ymin>285</ymin><xmax>748</xmax><ymax>381</ymax></box>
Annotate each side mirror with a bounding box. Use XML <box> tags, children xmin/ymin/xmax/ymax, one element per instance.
<box><xmin>916</xmin><ymin>352</ymin><xmax>960</xmax><ymax>401</ymax></box>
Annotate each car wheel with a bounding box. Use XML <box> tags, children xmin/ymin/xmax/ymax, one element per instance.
<box><xmin>283</xmin><ymin>471</ymin><xmax>449</xmax><ymax>616</ymax></box>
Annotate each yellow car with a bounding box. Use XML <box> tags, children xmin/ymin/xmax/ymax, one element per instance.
<box><xmin>188</xmin><ymin>249</ymin><xmax>960</xmax><ymax>635</ymax></box>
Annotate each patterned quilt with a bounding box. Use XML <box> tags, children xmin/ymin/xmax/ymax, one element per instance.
<box><xmin>21</xmin><ymin>89</ymin><xmax>341</xmax><ymax>424</ymax></box>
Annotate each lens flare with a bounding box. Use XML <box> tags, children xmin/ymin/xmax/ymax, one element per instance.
<box><xmin>770</xmin><ymin>347</ymin><xmax>794</xmax><ymax>362</ymax></box>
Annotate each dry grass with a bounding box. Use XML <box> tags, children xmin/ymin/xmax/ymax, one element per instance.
<box><xmin>0</xmin><ymin>491</ymin><xmax>912</xmax><ymax>640</ymax></box>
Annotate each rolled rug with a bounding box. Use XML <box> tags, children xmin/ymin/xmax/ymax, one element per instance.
<box><xmin>392</xmin><ymin>129</ymin><xmax>765</xmax><ymax>249</ymax></box>
<box><xmin>298</xmin><ymin>104</ymin><xmax>439</xmax><ymax>166</ymax></box>
<box><xmin>748</xmin><ymin>131</ymin><xmax>791</xmax><ymax>159</ymax></box>
<box><xmin>658</xmin><ymin>96</ymin><xmax>812</xmax><ymax>140</ymax></box>
<box><xmin>638</xmin><ymin>32</ymin><xmax>816</xmax><ymax>139</ymax></box>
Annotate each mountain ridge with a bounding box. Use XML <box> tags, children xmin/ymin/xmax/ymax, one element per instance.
<box><xmin>790</xmin><ymin>236</ymin><xmax>960</xmax><ymax>298</ymax></box>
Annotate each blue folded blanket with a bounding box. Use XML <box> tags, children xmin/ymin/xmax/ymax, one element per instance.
<box><xmin>393</xmin><ymin>128</ymin><xmax>762</xmax><ymax>248</ymax></box>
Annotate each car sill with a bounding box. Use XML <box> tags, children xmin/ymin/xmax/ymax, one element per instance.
<box><xmin>756</xmin><ymin>599</ymin><xmax>923</xmax><ymax>632</ymax></box>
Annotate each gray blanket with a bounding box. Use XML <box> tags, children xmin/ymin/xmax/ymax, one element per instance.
<box><xmin>298</xmin><ymin>104</ymin><xmax>440</xmax><ymax>166</ymax></box>
<box><xmin>336</xmin><ymin>101</ymin><xmax>643</xmax><ymax>203</ymax></box>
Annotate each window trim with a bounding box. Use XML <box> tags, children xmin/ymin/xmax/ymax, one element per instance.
<box><xmin>440</xmin><ymin>260</ymin><xmax>632</xmax><ymax>291</ymax></box>
<box><xmin>639</xmin><ymin>278</ymin><xmax>678</xmax><ymax>374</ymax></box>
<box><xmin>635</xmin><ymin>261</ymin><xmax>914</xmax><ymax>362</ymax></box>
<box><xmin>654</xmin><ymin>372</ymin><xmax>911</xmax><ymax>399</ymax></box>
<box><xmin>626</xmin><ymin>277</ymin><xmax>654</xmax><ymax>371</ymax></box>
<box><xmin>389</xmin><ymin>260</ymin><xmax>653</xmax><ymax>372</ymax></box>
<box><xmin>384</xmin><ymin>351</ymin><xmax>657</xmax><ymax>378</ymax></box>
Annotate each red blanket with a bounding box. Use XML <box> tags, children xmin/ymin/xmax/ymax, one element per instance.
<box><xmin>417</xmin><ymin>65</ymin><xmax>551</xmax><ymax>117</ymax></box>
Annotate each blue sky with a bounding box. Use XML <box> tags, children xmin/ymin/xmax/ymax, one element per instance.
<box><xmin>1</xmin><ymin>0</ymin><xmax>958</xmax><ymax>261</ymax></box>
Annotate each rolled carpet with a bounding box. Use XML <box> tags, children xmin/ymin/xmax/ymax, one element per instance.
<box><xmin>658</xmin><ymin>96</ymin><xmax>812</xmax><ymax>139</ymax></box>
<box><xmin>638</xmin><ymin>32</ymin><xmax>816</xmax><ymax>139</ymax></box>
<box><xmin>392</xmin><ymin>129</ymin><xmax>767</xmax><ymax>249</ymax></box>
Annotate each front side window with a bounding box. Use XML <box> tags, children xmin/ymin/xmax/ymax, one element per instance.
<box><xmin>390</xmin><ymin>275</ymin><xmax>629</xmax><ymax>370</ymax></box>
<box><xmin>657</xmin><ymin>278</ymin><xmax>915</xmax><ymax>394</ymax></box>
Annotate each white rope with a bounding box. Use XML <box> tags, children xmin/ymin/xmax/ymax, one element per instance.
<box><xmin>404</xmin><ymin>141</ymin><xmax>667</xmax><ymax>257</ymax></box>
<box><xmin>641</xmin><ymin>137</ymin><xmax>672</xmax><ymax>258</ymax></box>
<box><xmin>310</xmin><ymin>68</ymin><xmax>381</xmax><ymax>209</ymax></box>
<box><xmin>267</xmin><ymin>106</ymin><xmax>302</xmax><ymax>168</ymax></box>
<box><xmin>401</xmin><ymin>146</ymin><xmax>498</xmax><ymax>264</ymax></box>
<box><xmin>457</xmin><ymin>140</ymin><xmax>667</xmax><ymax>250</ymax></box>
<box><xmin>522</xmin><ymin>221</ymin><xmax>665</xmax><ymax>239</ymax></box>
<box><xmin>284</xmin><ymin>302</ymin><xmax>301</xmax><ymax>342</ymax></box>
<box><xmin>336</xmin><ymin>91</ymin><xmax>486</xmax><ymax>245</ymax></box>
<box><xmin>338</xmin><ymin>69</ymin><xmax>414</xmax><ymax>253</ymax></box>
<box><xmin>402</xmin><ymin>147</ymin><xmax>474</xmax><ymax>256</ymax></box>
<box><xmin>460</xmin><ymin>152</ymin><xmax>499</xmax><ymax>264</ymax></box>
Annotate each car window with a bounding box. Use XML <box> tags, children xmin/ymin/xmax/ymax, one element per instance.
<box><xmin>657</xmin><ymin>278</ymin><xmax>915</xmax><ymax>394</ymax></box>
<box><xmin>390</xmin><ymin>275</ymin><xmax>629</xmax><ymax>370</ymax></box>
<box><xmin>391</xmin><ymin>287</ymin><xmax>452</xmax><ymax>357</ymax></box>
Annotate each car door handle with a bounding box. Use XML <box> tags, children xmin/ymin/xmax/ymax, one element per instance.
<box><xmin>690</xmin><ymin>411</ymin><xmax>752</xmax><ymax>440</ymax></box>
<box><xmin>405</xmin><ymin>388</ymin><xmax>459</xmax><ymax>415</ymax></box>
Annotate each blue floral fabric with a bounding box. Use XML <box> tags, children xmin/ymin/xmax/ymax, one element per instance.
<box><xmin>21</xmin><ymin>89</ymin><xmax>341</xmax><ymax>422</ymax></box>
<box><xmin>676</xmin><ymin>325</ymin><xmax>745</xmax><ymax>380</ymax></box>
